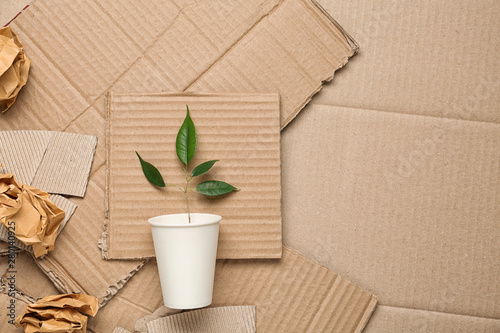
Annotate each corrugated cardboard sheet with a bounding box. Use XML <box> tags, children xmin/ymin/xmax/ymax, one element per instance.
<box><xmin>87</xmin><ymin>247</ymin><xmax>377</xmax><ymax>333</ymax></box>
<box><xmin>0</xmin><ymin>0</ymin><xmax>358</xmax><ymax>313</ymax></box>
<box><xmin>105</xmin><ymin>93</ymin><xmax>282</xmax><ymax>259</ymax></box>
<box><xmin>1</xmin><ymin>0</ymin><xmax>499</xmax><ymax>331</ymax></box>
<box><xmin>0</xmin><ymin>130</ymin><xmax>97</xmax><ymax>197</ymax></box>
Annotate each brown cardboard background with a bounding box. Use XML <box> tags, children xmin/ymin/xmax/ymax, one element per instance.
<box><xmin>314</xmin><ymin>0</ymin><xmax>500</xmax><ymax>124</ymax></box>
<box><xmin>281</xmin><ymin>104</ymin><xmax>500</xmax><ymax>319</ymax></box>
<box><xmin>1</xmin><ymin>0</ymin><xmax>499</xmax><ymax>331</ymax></box>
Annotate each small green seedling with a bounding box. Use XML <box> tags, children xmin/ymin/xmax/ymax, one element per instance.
<box><xmin>136</xmin><ymin>105</ymin><xmax>239</xmax><ymax>223</ymax></box>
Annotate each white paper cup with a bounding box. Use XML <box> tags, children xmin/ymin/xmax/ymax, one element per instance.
<box><xmin>148</xmin><ymin>213</ymin><xmax>221</xmax><ymax>309</ymax></box>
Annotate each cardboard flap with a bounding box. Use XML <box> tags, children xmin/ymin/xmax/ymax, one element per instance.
<box><xmin>105</xmin><ymin>93</ymin><xmax>282</xmax><ymax>259</ymax></box>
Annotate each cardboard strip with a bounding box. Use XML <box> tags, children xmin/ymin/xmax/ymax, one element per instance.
<box><xmin>32</xmin><ymin>132</ymin><xmax>98</xmax><ymax>197</ymax></box>
<box><xmin>105</xmin><ymin>93</ymin><xmax>282</xmax><ymax>260</ymax></box>
<box><xmin>146</xmin><ymin>306</ymin><xmax>256</xmax><ymax>333</ymax></box>
<box><xmin>0</xmin><ymin>194</ymin><xmax>77</xmax><ymax>253</ymax></box>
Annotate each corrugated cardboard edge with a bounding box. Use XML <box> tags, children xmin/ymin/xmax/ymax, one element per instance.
<box><xmin>279</xmin><ymin>0</ymin><xmax>359</xmax><ymax>128</ymax></box>
<box><xmin>146</xmin><ymin>306</ymin><xmax>257</xmax><ymax>333</ymax></box>
<box><xmin>112</xmin><ymin>327</ymin><xmax>131</xmax><ymax>333</ymax></box>
<box><xmin>355</xmin><ymin>296</ymin><xmax>378</xmax><ymax>333</ymax></box>
<box><xmin>100</xmin><ymin>92</ymin><xmax>112</xmax><ymax>259</ymax></box>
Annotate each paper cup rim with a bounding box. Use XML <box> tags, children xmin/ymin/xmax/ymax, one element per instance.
<box><xmin>148</xmin><ymin>213</ymin><xmax>221</xmax><ymax>228</ymax></box>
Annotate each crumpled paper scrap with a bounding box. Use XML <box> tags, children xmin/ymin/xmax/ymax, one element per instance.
<box><xmin>0</xmin><ymin>26</ymin><xmax>31</xmax><ymax>113</ymax></box>
<box><xmin>15</xmin><ymin>293</ymin><xmax>99</xmax><ymax>333</ymax></box>
<box><xmin>0</xmin><ymin>173</ymin><xmax>65</xmax><ymax>257</ymax></box>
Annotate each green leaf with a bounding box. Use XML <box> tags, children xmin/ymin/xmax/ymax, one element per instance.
<box><xmin>191</xmin><ymin>160</ymin><xmax>219</xmax><ymax>177</ymax></box>
<box><xmin>176</xmin><ymin>105</ymin><xmax>197</xmax><ymax>165</ymax></box>
<box><xmin>196</xmin><ymin>180</ymin><xmax>238</xmax><ymax>196</ymax></box>
<box><xmin>136</xmin><ymin>152</ymin><xmax>166</xmax><ymax>187</ymax></box>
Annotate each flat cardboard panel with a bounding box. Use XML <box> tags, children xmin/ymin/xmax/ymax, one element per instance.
<box><xmin>0</xmin><ymin>130</ymin><xmax>97</xmax><ymax>197</ymax></box>
<box><xmin>365</xmin><ymin>305</ymin><xmax>500</xmax><ymax>333</ymax></box>
<box><xmin>88</xmin><ymin>247</ymin><xmax>377</xmax><ymax>333</ymax></box>
<box><xmin>282</xmin><ymin>104</ymin><xmax>500</xmax><ymax>319</ymax></box>
<box><xmin>0</xmin><ymin>130</ymin><xmax>52</xmax><ymax>184</ymax></box>
<box><xmin>313</xmin><ymin>0</ymin><xmax>500</xmax><ymax>124</ymax></box>
<box><xmin>105</xmin><ymin>93</ymin><xmax>282</xmax><ymax>259</ymax></box>
<box><xmin>0</xmin><ymin>0</ymin><xmax>31</xmax><ymax>27</ymax></box>
<box><xmin>31</xmin><ymin>132</ymin><xmax>97</xmax><ymax>197</ymax></box>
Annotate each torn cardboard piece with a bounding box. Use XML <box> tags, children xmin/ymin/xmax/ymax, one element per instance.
<box><xmin>14</xmin><ymin>293</ymin><xmax>99</xmax><ymax>333</ymax></box>
<box><xmin>0</xmin><ymin>130</ymin><xmax>98</xmax><ymax>197</ymax></box>
<box><xmin>145</xmin><ymin>306</ymin><xmax>256</xmax><ymax>333</ymax></box>
<box><xmin>31</xmin><ymin>132</ymin><xmax>97</xmax><ymax>197</ymax></box>
<box><xmin>0</xmin><ymin>26</ymin><xmax>30</xmax><ymax>113</ymax></box>
<box><xmin>0</xmin><ymin>130</ymin><xmax>52</xmax><ymax>185</ymax></box>
<box><xmin>105</xmin><ymin>92</ymin><xmax>282</xmax><ymax>260</ymax></box>
<box><xmin>112</xmin><ymin>0</ymin><xmax>358</xmax><ymax>129</ymax></box>
<box><xmin>0</xmin><ymin>174</ymin><xmax>64</xmax><ymax>258</ymax></box>
<box><xmin>88</xmin><ymin>246</ymin><xmax>377</xmax><ymax>333</ymax></box>
<box><xmin>282</xmin><ymin>104</ymin><xmax>500</xmax><ymax>319</ymax></box>
<box><xmin>0</xmin><ymin>194</ymin><xmax>77</xmax><ymax>254</ymax></box>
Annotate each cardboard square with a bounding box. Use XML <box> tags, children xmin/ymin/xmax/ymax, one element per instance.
<box><xmin>0</xmin><ymin>130</ymin><xmax>52</xmax><ymax>184</ymax></box>
<box><xmin>31</xmin><ymin>132</ymin><xmax>97</xmax><ymax>197</ymax></box>
<box><xmin>105</xmin><ymin>93</ymin><xmax>282</xmax><ymax>259</ymax></box>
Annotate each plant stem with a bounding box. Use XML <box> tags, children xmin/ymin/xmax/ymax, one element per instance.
<box><xmin>184</xmin><ymin>165</ymin><xmax>191</xmax><ymax>223</ymax></box>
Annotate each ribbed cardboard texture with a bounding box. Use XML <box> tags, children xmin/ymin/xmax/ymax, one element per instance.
<box><xmin>0</xmin><ymin>0</ymin><xmax>358</xmax><ymax>315</ymax></box>
<box><xmin>365</xmin><ymin>305</ymin><xmax>500</xmax><ymax>333</ymax></box>
<box><xmin>0</xmin><ymin>0</ymin><xmax>31</xmax><ymax>27</ymax></box>
<box><xmin>87</xmin><ymin>247</ymin><xmax>377</xmax><ymax>333</ymax></box>
<box><xmin>0</xmin><ymin>130</ymin><xmax>97</xmax><ymax>197</ymax></box>
<box><xmin>31</xmin><ymin>132</ymin><xmax>97</xmax><ymax>197</ymax></box>
<box><xmin>146</xmin><ymin>306</ymin><xmax>256</xmax><ymax>333</ymax></box>
<box><xmin>105</xmin><ymin>93</ymin><xmax>282</xmax><ymax>259</ymax></box>
<box><xmin>314</xmin><ymin>0</ymin><xmax>500</xmax><ymax>124</ymax></box>
<box><xmin>282</xmin><ymin>104</ymin><xmax>500</xmax><ymax>325</ymax></box>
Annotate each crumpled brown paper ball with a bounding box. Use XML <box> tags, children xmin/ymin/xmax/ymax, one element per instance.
<box><xmin>0</xmin><ymin>26</ymin><xmax>31</xmax><ymax>113</ymax></box>
<box><xmin>0</xmin><ymin>173</ymin><xmax>64</xmax><ymax>257</ymax></box>
<box><xmin>15</xmin><ymin>293</ymin><xmax>99</xmax><ymax>333</ymax></box>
